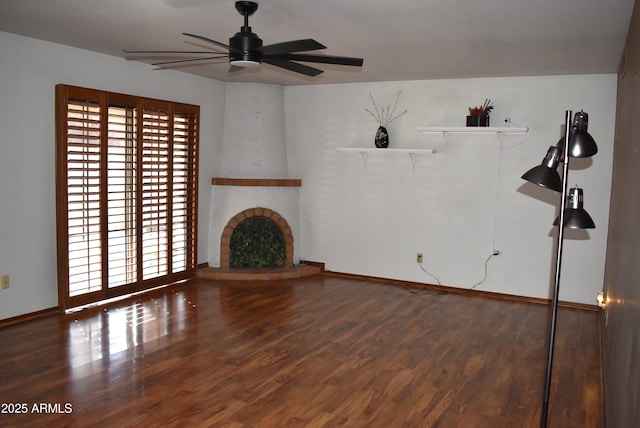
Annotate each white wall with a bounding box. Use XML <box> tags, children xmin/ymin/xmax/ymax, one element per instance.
<box><xmin>284</xmin><ymin>76</ymin><xmax>616</xmax><ymax>304</ymax></box>
<box><xmin>0</xmin><ymin>32</ymin><xmax>226</xmax><ymax>320</ymax></box>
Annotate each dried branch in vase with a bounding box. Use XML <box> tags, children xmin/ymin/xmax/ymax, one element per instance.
<box><xmin>365</xmin><ymin>91</ymin><xmax>408</xmax><ymax>127</ymax></box>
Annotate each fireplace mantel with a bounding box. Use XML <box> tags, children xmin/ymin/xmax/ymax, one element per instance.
<box><xmin>211</xmin><ymin>177</ymin><xmax>301</xmax><ymax>187</ymax></box>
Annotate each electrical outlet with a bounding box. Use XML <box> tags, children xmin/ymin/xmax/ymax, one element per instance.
<box><xmin>416</xmin><ymin>253</ymin><xmax>423</xmax><ymax>263</ymax></box>
<box><xmin>1</xmin><ymin>275</ymin><xmax>9</xmax><ymax>290</ymax></box>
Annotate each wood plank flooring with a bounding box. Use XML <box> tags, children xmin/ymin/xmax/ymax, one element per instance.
<box><xmin>0</xmin><ymin>276</ymin><xmax>602</xmax><ymax>427</ymax></box>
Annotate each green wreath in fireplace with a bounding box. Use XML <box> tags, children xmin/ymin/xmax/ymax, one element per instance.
<box><xmin>229</xmin><ymin>216</ymin><xmax>286</xmax><ymax>268</ymax></box>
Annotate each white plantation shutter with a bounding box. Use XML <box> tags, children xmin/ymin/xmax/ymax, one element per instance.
<box><xmin>56</xmin><ymin>85</ymin><xmax>199</xmax><ymax>310</ymax></box>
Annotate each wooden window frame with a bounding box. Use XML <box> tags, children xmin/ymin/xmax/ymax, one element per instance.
<box><xmin>55</xmin><ymin>84</ymin><xmax>199</xmax><ymax>311</ymax></box>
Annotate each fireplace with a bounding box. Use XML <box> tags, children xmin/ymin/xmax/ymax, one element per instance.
<box><xmin>199</xmin><ymin>84</ymin><xmax>321</xmax><ymax>280</ymax></box>
<box><xmin>200</xmin><ymin>177</ymin><xmax>321</xmax><ymax>280</ymax></box>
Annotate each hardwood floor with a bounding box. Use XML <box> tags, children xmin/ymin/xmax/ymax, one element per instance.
<box><xmin>0</xmin><ymin>276</ymin><xmax>602</xmax><ymax>427</ymax></box>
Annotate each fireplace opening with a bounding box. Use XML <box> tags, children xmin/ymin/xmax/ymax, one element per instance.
<box><xmin>230</xmin><ymin>216</ymin><xmax>285</xmax><ymax>268</ymax></box>
<box><xmin>219</xmin><ymin>207</ymin><xmax>295</xmax><ymax>270</ymax></box>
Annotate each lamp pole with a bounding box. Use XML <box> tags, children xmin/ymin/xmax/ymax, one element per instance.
<box><xmin>522</xmin><ymin>109</ymin><xmax>597</xmax><ymax>426</ymax></box>
<box><xmin>540</xmin><ymin>110</ymin><xmax>572</xmax><ymax>427</ymax></box>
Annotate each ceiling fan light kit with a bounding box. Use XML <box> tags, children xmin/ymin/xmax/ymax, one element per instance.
<box><xmin>231</xmin><ymin>60</ymin><xmax>261</xmax><ymax>68</ymax></box>
<box><xmin>124</xmin><ymin>1</ymin><xmax>363</xmax><ymax>77</ymax></box>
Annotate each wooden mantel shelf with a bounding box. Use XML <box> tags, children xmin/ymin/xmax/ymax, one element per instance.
<box><xmin>212</xmin><ymin>177</ymin><xmax>302</xmax><ymax>187</ymax></box>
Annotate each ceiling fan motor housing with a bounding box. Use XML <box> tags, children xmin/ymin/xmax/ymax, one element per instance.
<box><xmin>230</xmin><ymin>2</ymin><xmax>262</xmax><ymax>64</ymax></box>
<box><xmin>229</xmin><ymin>29</ymin><xmax>263</xmax><ymax>63</ymax></box>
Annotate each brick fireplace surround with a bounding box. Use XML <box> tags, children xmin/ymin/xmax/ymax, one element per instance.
<box><xmin>199</xmin><ymin>177</ymin><xmax>322</xmax><ymax>281</ymax></box>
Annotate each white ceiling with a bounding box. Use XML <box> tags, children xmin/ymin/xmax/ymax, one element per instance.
<box><xmin>0</xmin><ymin>0</ymin><xmax>635</xmax><ymax>86</ymax></box>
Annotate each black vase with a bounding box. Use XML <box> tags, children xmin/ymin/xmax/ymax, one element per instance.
<box><xmin>375</xmin><ymin>126</ymin><xmax>389</xmax><ymax>148</ymax></box>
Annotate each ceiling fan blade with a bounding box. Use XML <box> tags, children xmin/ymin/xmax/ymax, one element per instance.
<box><xmin>228</xmin><ymin>65</ymin><xmax>244</xmax><ymax>73</ymax></box>
<box><xmin>268</xmin><ymin>53</ymin><xmax>363</xmax><ymax>67</ymax></box>
<box><xmin>258</xmin><ymin>39</ymin><xmax>326</xmax><ymax>56</ymax></box>
<box><xmin>152</xmin><ymin>56</ymin><xmax>228</xmax><ymax>67</ymax></box>
<box><xmin>183</xmin><ymin>32</ymin><xmax>232</xmax><ymax>51</ymax></box>
<box><xmin>263</xmin><ymin>58</ymin><xmax>323</xmax><ymax>77</ymax></box>
<box><xmin>123</xmin><ymin>49</ymin><xmax>217</xmax><ymax>55</ymax></box>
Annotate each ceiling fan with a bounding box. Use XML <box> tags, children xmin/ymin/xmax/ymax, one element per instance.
<box><xmin>123</xmin><ymin>1</ymin><xmax>364</xmax><ymax>77</ymax></box>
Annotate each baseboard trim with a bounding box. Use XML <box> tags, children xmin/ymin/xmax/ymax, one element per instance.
<box><xmin>298</xmin><ymin>260</ymin><xmax>326</xmax><ymax>271</ymax></box>
<box><xmin>0</xmin><ymin>307</ymin><xmax>60</xmax><ymax>328</ymax></box>
<box><xmin>323</xmin><ymin>269</ymin><xmax>599</xmax><ymax>311</ymax></box>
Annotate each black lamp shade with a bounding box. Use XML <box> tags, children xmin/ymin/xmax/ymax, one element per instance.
<box><xmin>568</xmin><ymin>111</ymin><xmax>598</xmax><ymax>158</ymax></box>
<box><xmin>521</xmin><ymin>146</ymin><xmax>563</xmax><ymax>192</ymax></box>
<box><xmin>568</xmin><ymin>132</ymin><xmax>598</xmax><ymax>158</ymax></box>
<box><xmin>553</xmin><ymin>187</ymin><xmax>596</xmax><ymax>229</ymax></box>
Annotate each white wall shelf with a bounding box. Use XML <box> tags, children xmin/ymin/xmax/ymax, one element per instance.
<box><xmin>416</xmin><ymin>126</ymin><xmax>530</xmax><ymax>148</ymax></box>
<box><xmin>337</xmin><ymin>147</ymin><xmax>437</xmax><ymax>171</ymax></box>
<box><xmin>416</xmin><ymin>126</ymin><xmax>529</xmax><ymax>134</ymax></box>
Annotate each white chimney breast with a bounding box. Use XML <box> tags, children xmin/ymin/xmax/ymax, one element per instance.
<box><xmin>220</xmin><ymin>83</ymin><xmax>288</xmax><ymax>178</ymax></box>
<box><xmin>209</xmin><ymin>83</ymin><xmax>301</xmax><ymax>269</ymax></box>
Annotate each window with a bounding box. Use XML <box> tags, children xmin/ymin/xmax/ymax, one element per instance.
<box><xmin>55</xmin><ymin>85</ymin><xmax>199</xmax><ymax>310</ymax></box>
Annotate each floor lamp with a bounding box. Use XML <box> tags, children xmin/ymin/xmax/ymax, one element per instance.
<box><xmin>521</xmin><ymin>110</ymin><xmax>597</xmax><ymax>428</ymax></box>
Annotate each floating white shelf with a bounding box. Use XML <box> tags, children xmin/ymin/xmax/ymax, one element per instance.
<box><xmin>336</xmin><ymin>147</ymin><xmax>437</xmax><ymax>171</ymax></box>
<box><xmin>416</xmin><ymin>126</ymin><xmax>529</xmax><ymax>134</ymax></box>
<box><xmin>416</xmin><ymin>126</ymin><xmax>530</xmax><ymax>148</ymax></box>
